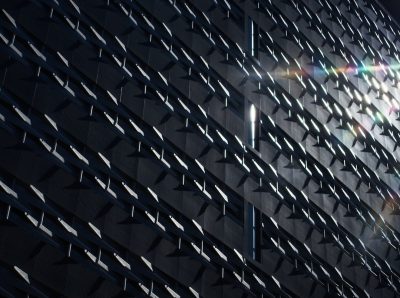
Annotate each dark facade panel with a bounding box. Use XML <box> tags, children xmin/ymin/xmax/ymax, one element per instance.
<box><xmin>0</xmin><ymin>0</ymin><xmax>400</xmax><ymax>297</ymax></box>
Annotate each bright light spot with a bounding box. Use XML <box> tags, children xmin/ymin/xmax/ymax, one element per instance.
<box><xmin>364</xmin><ymin>94</ymin><xmax>371</xmax><ymax>105</ymax></box>
<box><xmin>381</xmin><ymin>82</ymin><xmax>388</xmax><ymax>93</ymax></box>
<box><xmin>376</xmin><ymin>112</ymin><xmax>384</xmax><ymax>123</ymax></box>
<box><xmin>366</xmin><ymin>107</ymin><xmax>373</xmax><ymax>118</ymax></box>
<box><xmin>371</xmin><ymin>77</ymin><xmax>380</xmax><ymax>90</ymax></box>
<box><xmin>250</xmin><ymin>104</ymin><xmax>257</xmax><ymax>122</ymax></box>
<box><xmin>354</xmin><ymin>90</ymin><xmax>363</xmax><ymax>102</ymax></box>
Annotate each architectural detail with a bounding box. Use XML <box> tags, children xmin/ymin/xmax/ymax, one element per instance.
<box><xmin>0</xmin><ymin>0</ymin><xmax>400</xmax><ymax>297</ymax></box>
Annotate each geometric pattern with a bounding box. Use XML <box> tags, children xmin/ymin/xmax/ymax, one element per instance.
<box><xmin>0</xmin><ymin>0</ymin><xmax>400</xmax><ymax>297</ymax></box>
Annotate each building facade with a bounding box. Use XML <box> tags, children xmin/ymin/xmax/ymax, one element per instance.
<box><xmin>0</xmin><ymin>0</ymin><xmax>400</xmax><ymax>297</ymax></box>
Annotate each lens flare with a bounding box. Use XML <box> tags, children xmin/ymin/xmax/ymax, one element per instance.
<box><xmin>276</xmin><ymin>63</ymin><xmax>400</xmax><ymax>80</ymax></box>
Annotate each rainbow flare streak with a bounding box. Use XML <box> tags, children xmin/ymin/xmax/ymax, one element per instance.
<box><xmin>277</xmin><ymin>62</ymin><xmax>400</xmax><ymax>80</ymax></box>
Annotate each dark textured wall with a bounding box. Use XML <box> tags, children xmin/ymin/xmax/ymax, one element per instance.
<box><xmin>0</xmin><ymin>0</ymin><xmax>399</xmax><ymax>297</ymax></box>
